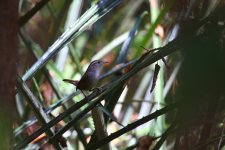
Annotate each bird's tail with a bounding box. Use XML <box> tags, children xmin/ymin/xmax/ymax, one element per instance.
<box><xmin>63</xmin><ymin>79</ymin><xmax>79</xmax><ymax>86</ymax></box>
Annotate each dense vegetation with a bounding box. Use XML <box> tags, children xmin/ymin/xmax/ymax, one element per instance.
<box><xmin>1</xmin><ymin>0</ymin><xmax>225</xmax><ymax>149</ymax></box>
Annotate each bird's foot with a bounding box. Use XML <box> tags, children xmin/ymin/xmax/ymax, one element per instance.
<box><xmin>80</xmin><ymin>90</ymin><xmax>87</xmax><ymax>98</ymax></box>
<box><xmin>90</xmin><ymin>87</ymin><xmax>102</xmax><ymax>93</ymax></box>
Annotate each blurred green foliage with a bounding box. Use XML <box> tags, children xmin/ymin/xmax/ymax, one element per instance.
<box><xmin>15</xmin><ymin>0</ymin><xmax>225</xmax><ymax>149</ymax></box>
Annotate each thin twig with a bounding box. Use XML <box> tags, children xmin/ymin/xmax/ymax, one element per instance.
<box><xmin>16</xmin><ymin>75</ymin><xmax>61</xmax><ymax>149</ymax></box>
<box><xmin>117</xmin><ymin>100</ymin><xmax>165</xmax><ymax>106</ymax></box>
<box><xmin>14</xmin><ymin>86</ymin><xmax>106</xmax><ymax>149</ymax></box>
<box><xmin>19</xmin><ymin>0</ymin><xmax>51</xmax><ymax>26</ymax></box>
<box><xmin>16</xmin><ymin>35</ymin><xmax>182</xmax><ymax>149</ymax></box>
<box><xmin>86</xmin><ymin>102</ymin><xmax>179</xmax><ymax>149</ymax></box>
<box><xmin>22</xmin><ymin>0</ymin><xmax>123</xmax><ymax>82</ymax></box>
<box><xmin>99</xmin><ymin>59</ymin><xmax>138</xmax><ymax>80</ymax></box>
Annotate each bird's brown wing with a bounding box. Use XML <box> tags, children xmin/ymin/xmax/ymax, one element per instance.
<box><xmin>77</xmin><ymin>73</ymin><xmax>96</xmax><ymax>90</ymax></box>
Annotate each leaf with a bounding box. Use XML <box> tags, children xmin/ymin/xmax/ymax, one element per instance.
<box><xmin>131</xmin><ymin>46</ymin><xmax>161</xmax><ymax>68</ymax></box>
<box><xmin>150</xmin><ymin>63</ymin><xmax>161</xmax><ymax>93</ymax></box>
<box><xmin>161</xmin><ymin>57</ymin><xmax>170</xmax><ymax>69</ymax></box>
<box><xmin>98</xmin><ymin>104</ymin><xmax>124</xmax><ymax>127</ymax></box>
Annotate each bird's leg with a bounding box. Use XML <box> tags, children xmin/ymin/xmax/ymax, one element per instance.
<box><xmin>80</xmin><ymin>90</ymin><xmax>87</xmax><ymax>98</ymax></box>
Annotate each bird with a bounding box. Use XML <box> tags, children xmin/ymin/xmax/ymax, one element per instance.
<box><xmin>63</xmin><ymin>60</ymin><xmax>108</xmax><ymax>97</ymax></box>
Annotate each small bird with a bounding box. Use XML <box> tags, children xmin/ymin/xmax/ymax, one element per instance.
<box><xmin>63</xmin><ymin>60</ymin><xmax>108</xmax><ymax>97</ymax></box>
